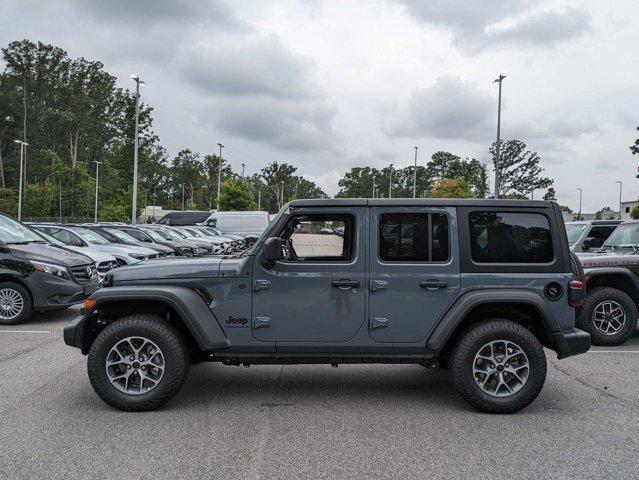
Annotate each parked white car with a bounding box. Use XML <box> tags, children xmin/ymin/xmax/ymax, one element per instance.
<box><xmin>202</xmin><ymin>211</ymin><xmax>269</xmax><ymax>239</ymax></box>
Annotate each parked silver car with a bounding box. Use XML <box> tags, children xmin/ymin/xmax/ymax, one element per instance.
<box><xmin>33</xmin><ymin>225</ymin><xmax>159</xmax><ymax>266</ymax></box>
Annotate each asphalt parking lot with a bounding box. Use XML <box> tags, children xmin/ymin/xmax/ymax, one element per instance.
<box><xmin>1</xmin><ymin>308</ymin><xmax>638</xmax><ymax>480</ymax></box>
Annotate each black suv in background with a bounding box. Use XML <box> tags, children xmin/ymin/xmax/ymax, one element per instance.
<box><xmin>0</xmin><ymin>214</ymin><xmax>99</xmax><ymax>325</ymax></box>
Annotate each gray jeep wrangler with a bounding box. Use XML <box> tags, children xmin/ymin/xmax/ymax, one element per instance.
<box><xmin>64</xmin><ymin>199</ymin><xmax>589</xmax><ymax>413</ymax></box>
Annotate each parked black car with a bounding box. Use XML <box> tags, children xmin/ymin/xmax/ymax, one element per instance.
<box><xmin>157</xmin><ymin>211</ymin><xmax>210</xmax><ymax>226</ymax></box>
<box><xmin>0</xmin><ymin>213</ymin><xmax>99</xmax><ymax>325</ymax></box>
<box><xmin>83</xmin><ymin>225</ymin><xmax>176</xmax><ymax>257</ymax></box>
<box><xmin>116</xmin><ymin>225</ymin><xmax>205</xmax><ymax>257</ymax></box>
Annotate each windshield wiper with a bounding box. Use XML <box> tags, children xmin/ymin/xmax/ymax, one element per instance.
<box><xmin>6</xmin><ymin>240</ymin><xmax>46</xmax><ymax>244</ymax></box>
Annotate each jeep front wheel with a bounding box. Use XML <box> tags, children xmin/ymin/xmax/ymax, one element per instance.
<box><xmin>451</xmin><ymin>319</ymin><xmax>547</xmax><ymax>414</ymax></box>
<box><xmin>87</xmin><ymin>314</ymin><xmax>190</xmax><ymax>411</ymax></box>
<box><xmin>577</xmin><ymin>287</ymin><xmax>637</xmax><ymax>346</ymax></box>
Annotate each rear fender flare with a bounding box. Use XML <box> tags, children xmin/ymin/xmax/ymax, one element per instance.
<box><xmin>426</xmin><ymin>289</ymin><xmax>556</xmax><ymax>352</ymax></box>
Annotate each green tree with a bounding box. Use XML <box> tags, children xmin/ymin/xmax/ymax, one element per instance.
<box><xmin>490</xmin><ymin>139</ymin><xmax>553</xmax><ymax>198</ymax></box>
<box><xmin>430</xmin><ymin>178</ymin><xmax>474</xmax><ymax>198</ymax></box>
<box><xmin>630</xmin><ymin>126</ymin><xmax>639</xmax><ymax>156</ymax></box>
<box><xmin>260</xmin><ymin>162</ymin><xmax>297</xmax><ymax>210</ymax></box>
<box><xmin>543</xmin><ymin>187</ymin><xmax>557</xmax><ymax>202</ymax></box>
<box><xmin>630</xmin><ymin>204</ymin><xmax>639</xmax><ymax>220</ymax></box>
<box><xmin>219</xmin><ymin>179</ymin><xmax>257</xmax><ymax>211</ymax></box>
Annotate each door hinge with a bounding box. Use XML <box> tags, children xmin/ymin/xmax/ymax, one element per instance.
<box><xmin>253</xmin><ymin>280</ymin><xmax>271</xmax><ymax>292</ymax></box>
<box><xmin>370</xmin><ymin>317</ymin><xmax>388</xmax><ymax>329</ymax></box>
<box><xmin>370</xmin><ymin>280</ymin><xmax>388</xmax><ymax>292</ymax></box>
<box><xmin>252</xmin><ymin>317</ymin><xmax>271</xmax><ymax>329</ymax></box>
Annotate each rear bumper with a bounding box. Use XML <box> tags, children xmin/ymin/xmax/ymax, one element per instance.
<box><xmin>551</xmin><ymin>328</ymin><xmax>591</xmax><ymax>359</ymax></box>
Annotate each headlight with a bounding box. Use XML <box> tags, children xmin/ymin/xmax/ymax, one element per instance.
<box><xmin>29</xmin><ymin>261</ymin><xmax>70</xmax><ymax>280</ymax></box>
<box><xmin>129</xmin><ymin>253</ymin><xmax>148</xmax><ymax>260</ymax></box>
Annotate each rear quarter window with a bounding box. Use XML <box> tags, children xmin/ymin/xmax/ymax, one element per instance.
<box><xmin>469</xmin><ymin>211</ymin><xmax>554</xmax><ymax>264</ymax></box>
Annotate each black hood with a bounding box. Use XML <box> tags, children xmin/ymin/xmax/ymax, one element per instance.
<box><xmin>9</xmin><ymin>242</ymin><xmax>92</xmax><ymax>267</ymax></box>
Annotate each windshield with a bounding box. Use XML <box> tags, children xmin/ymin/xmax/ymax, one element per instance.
<box><xmin>204</xmin><ymin>218</ymin><xmax>217</xmax><ymax>228</ymax></box>
<box><xmin>603</xmin><ymin>224</ymin><xmax>639</xmax><ymax>248</ymax></box>
<box><xmin>0</xmin><ymin>216</ymin><xmax>46</xmax><ymax>244</ymax></box>
<box><xmin>33</xmin><ymin>229</ymin><xmax>66</xmax><ymax>247</ymax></box>
<box><xmin>140</xmin><ymin>228</ymin><xmax>165</xmax><ymax>242</ymax></box>
<box><xmin>71</xmin><ymin>227</ymin><xmax>111</xmax><ymax>244</ymax></box>
<box><xmin>565</xmin><ymin>223</ymin><xmax>587</xmax><ymax>244</ymax></box>
<box><xmin>170</xmin><ymin>227</ymin><xmax>189</xmax><ymax>239</ymax></box>
<box><xmin>105</xmin><ymin>228</ymin><xmax>140</xmax><ymax>244</ymax></box>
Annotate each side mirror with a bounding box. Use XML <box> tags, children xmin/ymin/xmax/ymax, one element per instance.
<box><xmin>581</xmin><ymin>238</ymin><xmax>592</xmax><ymax>250</ymax></box>
<box><xmin>261</xmin><ymin>237</ymin><xmax>282</xmax><ymax>268</ymax></box>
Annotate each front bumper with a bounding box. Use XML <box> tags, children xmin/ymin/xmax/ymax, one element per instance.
<box><xmin>30</xmin><ymin>272</ymin><xmax>99</xmax><ymax>311</ymax></box>
<box><xmin>551</xmin><ymin>328</ymin><xmax>591</xmax><ymax>359</ymax></box>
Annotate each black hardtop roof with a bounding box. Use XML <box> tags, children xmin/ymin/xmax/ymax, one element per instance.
<box><xmin>288</xmin><ymin>198</ymin><xmax>554</xmax><ymax>208</ymax></box>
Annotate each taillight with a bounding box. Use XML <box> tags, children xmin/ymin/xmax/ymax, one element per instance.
<box><xmin>569</xmin><ymin>280</ymin><xmax>585</xmax><ymax>307</ymax></box>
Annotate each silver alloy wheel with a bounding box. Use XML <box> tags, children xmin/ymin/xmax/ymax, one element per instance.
<box><xmin>0</xmin><ymin>288</ymin><xmax>24</xmax><ymax>321</ymax></box>
<box><xmin>473</xmin><ymin>340</ymin><xmax>529</xmax><ymax>398</ymax></box>
<box><xmin>593</xmin><ymin>300</ymin><xmax>626</xmax><ymax>335</ymax></box>
<box><xmin>105</xmin><ymin>336</ymin><xmax>165</xmax><ymax>395</ymax></box>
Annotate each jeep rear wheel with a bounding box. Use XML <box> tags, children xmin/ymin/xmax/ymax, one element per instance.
<box><xmin>577</xmin><ymin>287</ymin><xmax>637</xmax><ymax>346</ymax></box>
<box><xmin>451</xmin><ymin>319</ymin><xmax>547</xmax><ymax>414</ymax></box>
<box><xmin>87</xmin><ymin>314</ymin><xmax>190</xmax><ymax>411</ymax></box>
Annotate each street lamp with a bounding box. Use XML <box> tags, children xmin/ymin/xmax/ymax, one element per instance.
<box><xmin>241</xmin><ymin>163</ymin><xmax>246</xmax><ymax>180</ymax></box>
<box><xmin>616</xmin><ymin>180</ymin><xmax>623</xmax><ymax>219</ymax></box>
<box><xmin>413</xmin><ymin>147</ymin><xmax>418</xmax><ymax>199</ymax></box>
<box><xmin>13</xmin><ymin>139</ymin><xmax>28</xmax><ymax>221</ymax></box>
<box><xmin>93</xmin><ymin>161</ymin><xmax>102</xmax><ymax>223</ymax></box>
<box><xmin>493</xmin><ymin>73</ymin><xmax>507</xmax><ymax>199</ymax></box>
<box><xmin>388</xmin><ymin>164</ymin><xmax>394</xmax><ymax>199</ymax></box>
<box><xmin>577</xmin><ymin>188</ymin><xmax>583</xmax><ymax>221</ymax></box>
<box><xmin>216</xmin><ymin>142</ymin><xmax>224</xmax><ymax>210</ymax></box>
<box><xmin>130</xmin><ymin>74</ymin><xmax>146</xmax><ymax>225</ymax></box>
<box><xmin>181</xmin><ymin>183</ymin><xmax>185</xmax><ymax>211</ymax></box>
<box><xmin>372</xmin><ymin>177</ymin><xmax>377</xmax><ymax>199</ymax></box>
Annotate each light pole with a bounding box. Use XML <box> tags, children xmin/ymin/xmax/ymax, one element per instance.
<box><xmin>241</xmin><ymin>163</ymin><xmax>246</xmax><ymax>180</ymax></box>
<box><xmin>372</xmin><ymin>177</ymin><xmax>377</xmax><ymax>198</ymax></box>
<box><xmin>493</xmin><ymin>74</ymin><xmax>507</xmax><ymax>199</ymax></box>
<box><xmin>216</xmin><ymin>142</ymin><xmax>224</xmax><ymax>210</ymax></box>
<box><xmin>181</xmin><ymin>183</ymin><xmax>185</xmax><ymax>211</ymax></box>
<box><xmin>388</xmin><ymin>164</ymin><xmax>394</xmax><ymax>199</ymax></box>
<box><xmin>130</xmin><ymin>74</ymin><xmax>146</xmax><ymax>225</ymax></box>
<box><xmin>413</xmin><ymin>146</ymin><xmax>418</xmax><ymax>199</ymax></box>
<box><xmin>616</xmin><ymin>180</ymin><xmax>623</xmax><ymax>219</ymax></box>
<box><xmin>13</xmin><ymin>139</ymin><xmax>28</xmax><ymax>221</ymax></box>
<box><xmin>93</xmin><ymin>161</ymin><xmax>102</xmax><ymax>223</ymax></box>
<box><xmin>258</xmin><ymin>189</ymin><xmax>261</xmax><ymax>210</ymax></box>
<box><xmin>577</xmin><ymin>188</ymin><xmax>583</xmax><ymax>221</ymax></box>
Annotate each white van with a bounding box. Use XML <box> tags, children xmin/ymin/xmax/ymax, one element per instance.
<box><xmin>202</xmin><ymin>211</ymin><xmax>269</xmax><ymax>241</ymax></box>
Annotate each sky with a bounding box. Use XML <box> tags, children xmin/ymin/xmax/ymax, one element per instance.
<box><xmin>1</xmin><ymin>0</ymin><xmax>638</xmax><ymax>212</ymax></box>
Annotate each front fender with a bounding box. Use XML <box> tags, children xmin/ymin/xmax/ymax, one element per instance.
<box><xmin>65</xmin><ymin>285</ymin><xmax>228</xmax><ymax>352</ymax></box>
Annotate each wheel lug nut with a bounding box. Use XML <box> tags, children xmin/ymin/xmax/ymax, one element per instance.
<box><xmin>129</xmin><ymin>356</ymin><xmax>134</xmax><ymax>361</ymax></box>
<box><xmin>127</xmin><ymin>365</ymin><xmax>131</xmax><ymax>369</ymax></box>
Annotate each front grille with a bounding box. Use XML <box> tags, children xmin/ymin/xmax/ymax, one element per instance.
<box><xmin>97</xmin><ymin>260</ymin><xmax>117</xmax><ymax>273</ymax></box>
<box><xmin>71</xmin><ymin>264</ymin><xmax>98</xmax><ymax>284</ymax></box>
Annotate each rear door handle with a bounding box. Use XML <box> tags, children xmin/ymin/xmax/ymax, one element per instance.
<box><xmin>331</xmin><ymin>279</ymin><xmax>360</xmax><ymax>289</ymax></box>
<box><xmin>420</xmin><ymin>280</ymin><xmax>448</xmax><ymax>290</ymax></box>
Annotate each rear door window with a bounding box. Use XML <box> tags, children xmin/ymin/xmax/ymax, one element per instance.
<box><xmin>378</xmin><ymin>213</ymin><xmax>449</xmax><ymax>262</ymax></box>
<box><xmin>469</xmin><ymin>212</ymin><xmax>554</xmax><ymax>264</ymax></box>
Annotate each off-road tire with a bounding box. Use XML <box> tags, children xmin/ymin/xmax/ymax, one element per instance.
<box><xmin>0</xmin><ymin>281</ymin><xmax>34</xmax><ymax>325</ymax></box>
<box><xmin>451</xmin><ymin>319</ymin><xmax>547</xmax><ymax>414</ymax></box>
<box><xmin>87</xmin><ymin>314</ymin><xmax>190</xmax><ymax>411</ymax></box>
<box><xmin>576</xmin><ymin>287</ymin><xmax>637</xmax><ymax>346</ymax></box>
<box><xmin>570</xmin><ymin>251</ymin><xmax>584</xmax><ymax>282</ymax></box>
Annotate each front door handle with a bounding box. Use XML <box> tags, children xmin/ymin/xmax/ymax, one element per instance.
<box><xmin>331</xmin><ymin>279</ymin><xmax>360</xmax><ymax>290</ymax></box>
<box><xmin>420</xmin><ymin>280</ymin><xmax>448</xmax><ymax>290</ymax></box>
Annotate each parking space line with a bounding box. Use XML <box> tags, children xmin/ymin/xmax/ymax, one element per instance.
<box><xmin>0</xmin><ymin>330</ymin><xmax>51</xmax><ymax>334</ymax></box>
<box><xmin>587</xmin><ymin>350</ymin><xmax>639</xmax><ymax>354</ymax></box>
